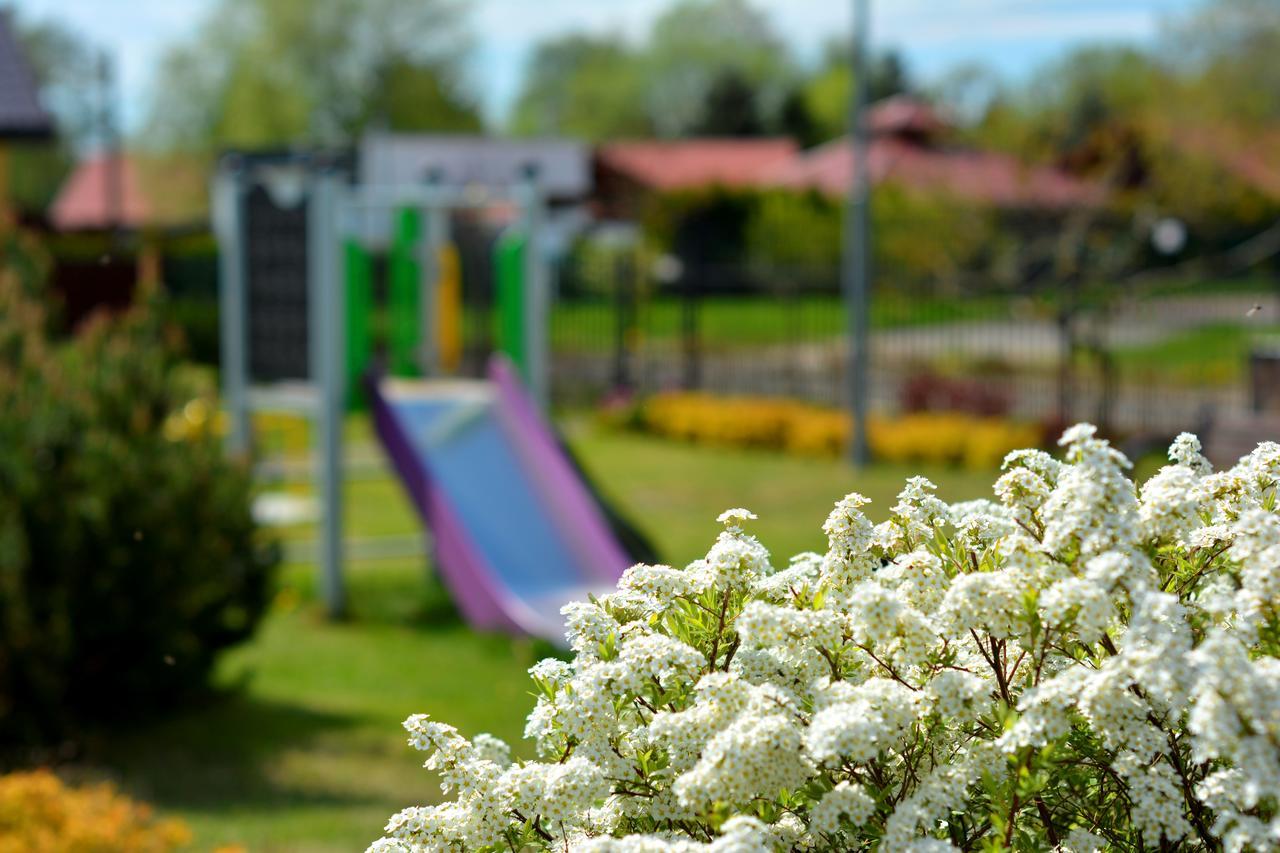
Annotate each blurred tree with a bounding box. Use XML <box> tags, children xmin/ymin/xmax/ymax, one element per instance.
<box><xmin>644</xmin><ymin>0</ymin><xmax>795</xmax><ymax>137</ymax></box>
<box><xmin>1162</xmin><ymin>0</ymin><xmax>1280</xmax><ymax>125</ymax></box>
<box><xmin>957</xmin><ymin>1</ymin><xmax>1280</xmax><ymax>264</ymax></box>
<box><xmin>801</xmin><ymin>44</ymin><xmax>911</xmax><ymax>143</ymax></box>
<box><xmin>693</xmin><ymin>70</ymin><xmax>765</xmax><ymax>137</ymax></box>
<box><xmin>930</xmin><ymin>62</ymin><xmax>1004</xmax><ymax>129</ymax></box>
<box><xmin>1022</xmin><ymin>46</ymin><xmax>1166</xmax><ymax>154</ymax></box>
<box><xmin>1005</xmin><ymin>46</ymin><xmax>1167</xmax><ymax>191</ymax></box>
<box><xmin>968</xmin><ymin>0</ymin><xmax>1280</xmax><ymax>168</ymax></box>
<box><xmin>510</xmin><ymin>0</ymin><xmax>793</xmax><ymax>140</ymax></box>
<box><xmin>13</xmin><ymin>17</ymin><xmax>100</xmax><ymax>147</ymax></box>
<box><xmin>8</xmin><ymin>16</ymin><xmax>101</xmax><ymax>210</ymax></box>
<box><xmin>509</xmin><ymin>34</ymin><xmax>651</xmax><ymax>139</ymax></box>
<box><xmin>143</xmin><ymin>0</ymin><xmax>480</xmax><ymax>150</ymax></box>
<box><xmin>775</xmin><ymin>86</ymin><xmax>819</xmax><ymax>147</ymax></box>
<box><xmin>370</xmin><ymin>58</ymin><xmax>483</xmax><ymax>133</ymax></box>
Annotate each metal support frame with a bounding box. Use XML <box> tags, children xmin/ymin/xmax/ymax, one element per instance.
<box><xmin>216</xmin><ymin>167</ymin><xmax>548</xmax><ymax>620</ymax></box>
<box><xmin>518</xmin><ymin>171</ymin><xmax>550</xmax><ymax>411</ymax></box>
<box><xmin>308</xmin><ymin>173</ymin><xmax>347</xmax><ymax>618</ymax></box>
<box><xmin>342</xmin><ymin>181</ymin><xmax>548</xmax><ymax>389</ymax></box>
<box><xmin>419</xmin><ymin>198</ymin><xmax>450</xmax><ymax>375</ymax></box>
<box><xmin>213</xmin><ymin>165</ymin><xmax>251</xmax><ymax>457</ymax></box>
<box><xmin>844</xmin><ymin>0</ymin><xmax>873</xmax><ymax>467</ymax></box>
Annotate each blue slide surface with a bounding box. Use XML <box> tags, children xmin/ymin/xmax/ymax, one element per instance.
<box><xmin>371</xmin><ymin>376</ymin><xmax>628</xmax><ymax>642</ymax></box>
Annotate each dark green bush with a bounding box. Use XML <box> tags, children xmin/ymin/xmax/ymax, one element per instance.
<box><xmin>639</xmin><ymin>184</ymin><xmax>998</xmax><ymax>291</ymax></box>
<box><xmin>0</xmin><ymin>274</ymin><xmax>278</xmax><ymax>750</ymax></box>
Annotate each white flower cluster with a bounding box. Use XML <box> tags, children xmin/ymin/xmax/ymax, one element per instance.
<box><xmin>370</xmin><ymin>426</ymin><xmax>1280</xmax><ymax>852</ymax></box>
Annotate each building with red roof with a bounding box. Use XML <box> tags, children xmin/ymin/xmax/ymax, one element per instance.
<box><xmin>49</xmin><ymin>152</ymin><xmax>209</xmax><ymax>232</ymax></box>
<box><xmin>588</xmin><ymin>100</ymin><xmax>1101</xmax><ymax>218</ymax></box>
<box><xmin>46</xmin><ymin>152</ymin><xmax>209</xmax><ymax>328</ymax></box>
<box><xmin>769</xmin><ymin>96</ymin><xmax>1102</xmax><ymax>209</ymax></box>
<box><xmin>1165</xmin><ymin>124</ymin><xmax>1280</xmax><ymax>200</ymax></box>
<box><xmin>50</xmin><ymin>154</ymin><xmax>151</xmax><ymax>231</ymax></box>
<box><xmin>593</xmin><ymin>138</ymin><xmax>797</xmax><ymax>218</ymax></box>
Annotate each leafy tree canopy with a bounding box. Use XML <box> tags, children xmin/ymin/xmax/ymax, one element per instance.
<box><xmin>142</xmin><ymin>0</ymin><xmax>481</xmax><ymax>151</ymax></box>
<box><xmin>510</xmin><ymin>35</ymin><xmax>652</xmax><ymax>140</ymax></box>
<box><xmin>7</xmin><ymin>15</ymin><xmax>102</xmax><ymax>210</ymax></box>
<box><xmin>510</xmin><ymin>0</ymin><xmax>806</xmax><ymax>141</ymax></box>
<box><xmin>800</xmin><ymin>43</ymin><xmax>911</xmax><ymax>143</ymax></box>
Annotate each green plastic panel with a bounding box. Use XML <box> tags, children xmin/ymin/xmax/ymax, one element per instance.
<box><xmin>495</xmin><ymin>229</ymin><xmax>527</xmax><ymax>381</ymax></box>
<box><xmin>343</xmin><ymin>239</ymin><xmax>374</xmax><ymax>406</ymax></box>
<box><xmin>388</xmin><ymin>207</ymin><xmax>422</xmax><ymax>377</ymax></box>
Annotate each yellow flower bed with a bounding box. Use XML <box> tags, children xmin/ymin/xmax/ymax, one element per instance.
<box><xmin>640</xmin><ymin>393</ymin><xmax>1042</xmax><ymax>470</ymax></box>
<box><xmin>0</xmin><ymin>770</ymin><xmax>191</xmax><ymax>853</ymax></box>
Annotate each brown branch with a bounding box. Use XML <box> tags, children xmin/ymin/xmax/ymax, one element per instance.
<box><xmin>1035</xmin><ymin>796</ymin><xmax>1060</xmax><ymax>847</ymax></box>
<box><xmin>855</xmin><ymin>642</ymin><xmax>919</xmax><ymax>691</ymax></box>
<box><xmin>721</xmin><ymin>634</ymin><xmax>740</xmax><ymax>671</ymax></box>
<box><xmin>510</xmin><ymin>810</ymin><xmax>555</xmax><ymax>842</ymax></box>
<box><xmin>706</xmin><ymin>591</ymin><xmax>731</xmax><ymax>672</ymax></box>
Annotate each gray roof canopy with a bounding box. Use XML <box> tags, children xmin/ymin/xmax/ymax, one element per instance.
<box><xmin>359</xmin><ymin>133</ymin><xmax>591</xmax><ymax>199</ymax></box>
<box><xmin>0</xmin><ymin>12</ymin><xmax>53</xmax><ymax>139</ymax></box>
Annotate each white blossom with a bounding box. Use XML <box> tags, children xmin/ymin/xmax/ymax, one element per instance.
<box><xmin>370</xmin><ymin>426</ymin><xmax>1280</xmax><ymax>852</ymax></box>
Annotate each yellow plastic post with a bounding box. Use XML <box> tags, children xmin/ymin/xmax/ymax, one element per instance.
<box><xmin>435</xmin><ymin>241</ymin><xmax>463</xmax><ymax>373</ymax></box>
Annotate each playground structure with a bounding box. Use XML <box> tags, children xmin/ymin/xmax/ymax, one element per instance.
<box><xmin>212</xmin><ymin>155</ymin><xmax>634</xmax><ymax>639</ymax></box>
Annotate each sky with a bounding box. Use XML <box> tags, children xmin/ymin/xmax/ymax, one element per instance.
<box><xmin>6</xmin><ymin>0</ymin><xmax>1202</xmax><ymax>131</ymax></box>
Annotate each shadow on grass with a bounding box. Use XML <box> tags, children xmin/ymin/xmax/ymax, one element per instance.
<box><xmin>286</xmin><ymin>557</ymin><xmax>466</xmax><ymax>631</ymax></box>
<box><xmin>337</xmin><ymin>560</ymin><xmax>563</xmax><ymax>663</ymax></box>
<box><xmin>78</xmin><ymin>689</ymin><xmax>367</xmax><ymax>814</ymax></box>
<box><xmin>407</xmin><ymin>568</ymin><xmax>465</xmax><ymax>629</ymax></box>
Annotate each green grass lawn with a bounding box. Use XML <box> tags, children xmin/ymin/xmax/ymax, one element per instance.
<box><xmin>84</xmin><ymin>426</ymin><xmax>1001</xmax><ymax>851</ymax></box>
<box><xmin>548</xmin><ymin>293</ymin><xmax>1034</xmax><ymax>353</ymax></box>
<box><xmin>1109</xmin><ymin>322</ymin><xmax>1280</xmax><ymax>387</ymax></box>
<box><xmin>546</xmin><ymin>278</ymin><xmax>1277</xmax><ymax>354</ymax></box>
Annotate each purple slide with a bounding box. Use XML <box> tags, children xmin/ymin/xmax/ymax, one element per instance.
<box><xmin>368</xmin><ymin>357</ymin><xmax>632</xmax><ymax>643</ymax></box>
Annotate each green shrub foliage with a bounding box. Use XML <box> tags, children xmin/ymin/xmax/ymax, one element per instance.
<box><xmin>0</xmin><ymin>276</ymin><xmax>277</xmax><ymax>748</ymax></box>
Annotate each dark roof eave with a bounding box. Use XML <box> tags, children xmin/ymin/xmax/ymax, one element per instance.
<box><xmin>0</xmin><ymin>124</ymin><xmax>55</xmax><ymax>142</ymax></box>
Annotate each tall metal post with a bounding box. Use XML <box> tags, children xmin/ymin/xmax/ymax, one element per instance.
<box><xmin>214</xmin><ymin>163</ymin><xmax>251</xmax><ymax>457</ymax></box>
<box><xmin>843</xmin><ymin>0</ymin><xmax>873</xmax><ymax>466</ymax></box>
<box><xmin>418</xmin><ymin>174</ymin><xmax>446</xmax><ymax>376</ymax></box>
<box><xmin>308</xmin><ymin>172</ymin><xmax>347</xmax><ymax>618</ymax></box>
<box><xmin>519</xmin><ymin>166</ymin><xmax>549</xmax><ymax>411</ymax></box>
<box><xmin>97</xmin><ymin>53</ymin><xmax>122</xmax><ymax>244</ymax></box>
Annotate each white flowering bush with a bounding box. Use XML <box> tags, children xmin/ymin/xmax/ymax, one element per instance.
<box><xmin>371</xmin><ymin>426</ymin><xmax>1280</xmax><ymax>852</ymax></box>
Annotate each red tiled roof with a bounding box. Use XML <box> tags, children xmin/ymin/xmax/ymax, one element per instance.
<box><xmin>596</xmin><ymin>99</ymin><xmax>1100</xmax><ymax>208</ymax></box>
<box><xmin>768</xmin><ymin>135</ymin><xmax>1104</xmax><ymax>209</ymax></box>
<box><xmin>596</xmin><ymin>139</ymin><xmax>799</xmax><ymax>190</ymax></box>
<box><xmin>867</xmin><ymin>95</ymin><xmax>949</xmax><ymax>138</ymax></box>
<box><xmin>1168</xmin><ymin>125</ymin><xmax>1280</xmax><ymax>199</ymax></box>
<box><xmin>50</xmin><ymin>154</ymin><xmax>151</xmax><ymax>231</ymax></box>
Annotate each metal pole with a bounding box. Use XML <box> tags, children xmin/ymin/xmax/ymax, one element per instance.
<box><xmin>308</xmin><ymin>172</ymin><xmax>347</xmax><ymax>618</ymax></box>
<box><xmin>519</xmin><ymin>165</ymin><xmax>549</xmax><ymax>411</ymax></box>
<box><xmin>612</xmin><ymin>251</ymin><xmax>633</xmax><ymax>391</ymax></box>
<box><xmin>681</xmin><ymin>266</ymin><xmax>700</xmax><ymax>390</ymax></box>
<box><xmin>213</xmin><ymin>162</ymin><xmax>251</xmax><ymax>457</ymax></box>
<box><xmin>97</xmin><ymin>53</ymin><xmax>123</xmax><ymax>242</ymax></box>
<box><xmin>843</xmin><ymin>0</ymin><xmax>873</xmax><ymax>466</ymax></box>
<box><xmin>418</xmin><ymin>170</ymin><xmax>446</xmax><ymax>375</ymax></box>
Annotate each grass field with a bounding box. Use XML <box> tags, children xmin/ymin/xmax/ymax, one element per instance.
<box><xmin>80</xmin><ymin>425</ymin><xmax>1000</xmax><ymax>852</ymax></box>
<box><xmin>545</xmin><ymin>278</ymin><xmax>1277</xmax><ymax>354</ymax></box>
<box><xmin>1109</xmin><ymin>321</ymin><xmax>1280</xmax><ymax>386</ymax></box>
<box><xmin>548</xmin><ymin>293</ymin><xmax>1022</xmax><ymax>352</ymax></box>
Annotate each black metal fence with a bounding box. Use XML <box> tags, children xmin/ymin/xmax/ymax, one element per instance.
<box><xmin>548</xmin><ymin>242</ymin><xmax>1280</xmax><ymax>439</ymax></box>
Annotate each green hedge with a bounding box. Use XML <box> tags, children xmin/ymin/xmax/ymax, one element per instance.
<box><xmin>638</xmin><ymin>184</ymin><xmax>999</xmax><ymax>291</ymax></box>
<box><xmin>0</xmin><ymin>274</ymin><xmax>278</xmax><ymax>749</ymax></box>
